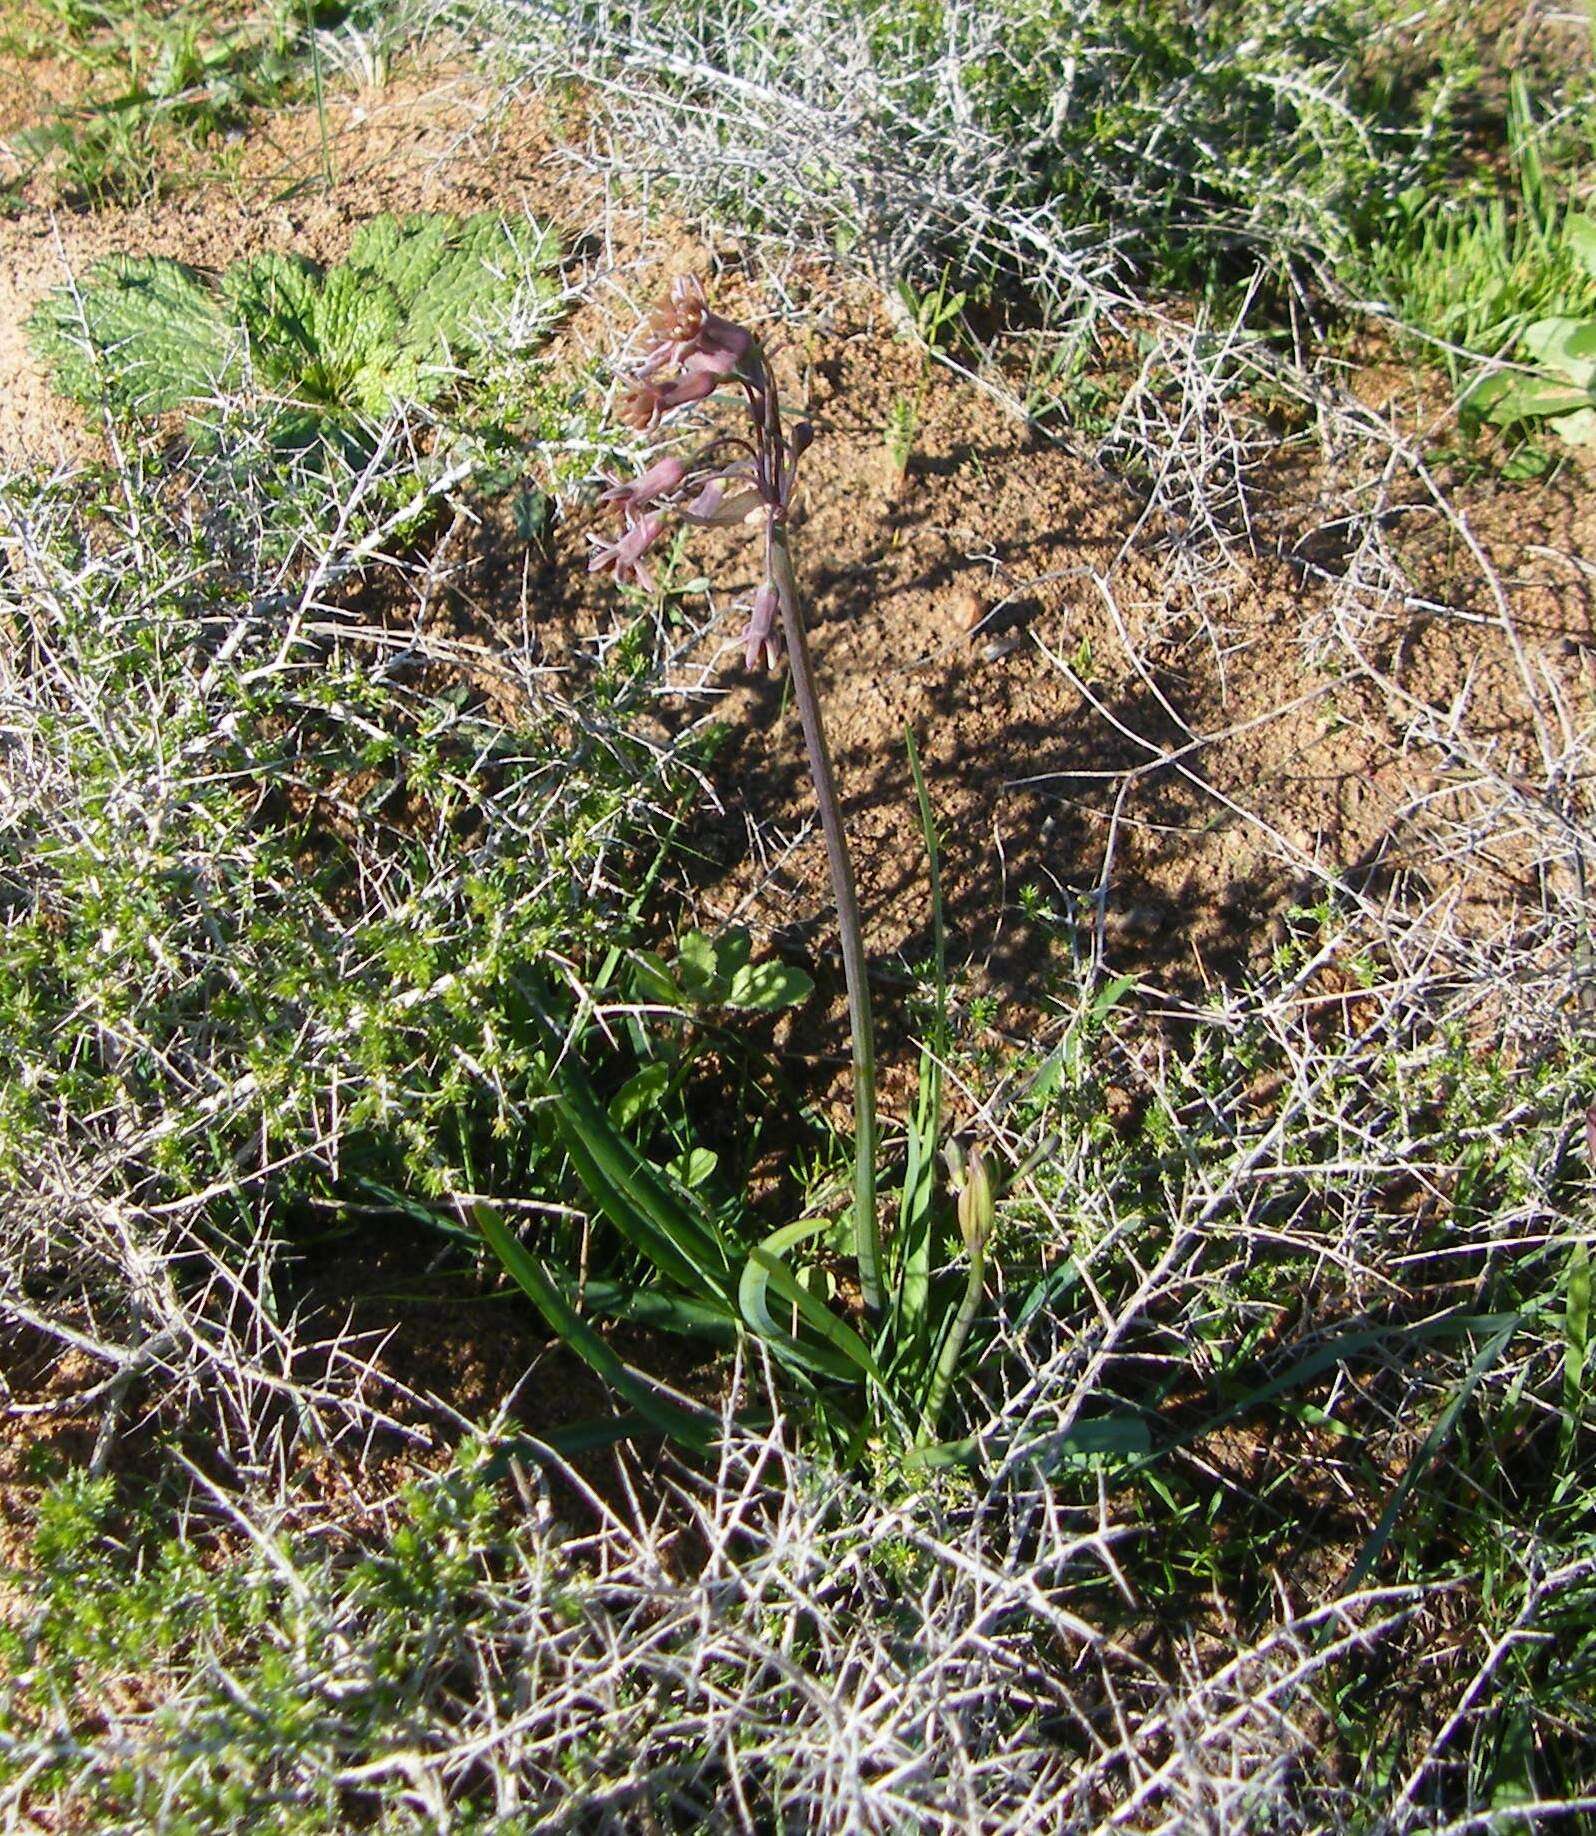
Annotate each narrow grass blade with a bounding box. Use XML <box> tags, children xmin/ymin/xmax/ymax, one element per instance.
<box><xmin>1564</xmin><ymin>1236</ymin><xmax>1591</xmax><ymax>1441</ymax></box>
<box><xmin>896</xmin><ymin>725</ymin><xmax>946</xmax><ymax>1346</ymax></box>
<box><xmin>472</xmin><ymin>1201</ymin><xmax>719</xmax><ymax>1452</ymax></box>
<box><xmin>1345</xmin><ymin>1315</ymin><xmax>1521</xmax><ymax>1591</ymax></box>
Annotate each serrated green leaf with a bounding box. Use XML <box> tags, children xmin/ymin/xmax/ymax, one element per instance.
<box><xmin>27</xmin><ymin>256</ymin><xmax>232</xmax><ymax>413</ymax></box>
<box><xmin>725</xmin><ymin>959</ymin><xmax>814</xmax><ymax>1011</ymax></box>
<box><xmin>31</xmin><ymin>211</ymin><xmax>565</xmax><ymax>436</ymax></box>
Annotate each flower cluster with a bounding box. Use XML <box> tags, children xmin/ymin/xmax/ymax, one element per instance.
<box><xmin>589</xmin><ymin>276</ymin><xmax>812</xmax><ymax>672</ymax></box>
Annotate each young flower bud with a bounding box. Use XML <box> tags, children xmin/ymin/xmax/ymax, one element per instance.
<box><xmin>598</xmin><ymin>453</ymin><xmax>689</xmax><ymax>517</ymax></box>
<box><xmin>741</xmin><ymin>581</ymin><xmax>782</xmax><ymax>672</ymax></box>
<box><xmin>957</xmin><ymin>1146</ymin><xmax>994</xmax><ymax>1257</ymax></box>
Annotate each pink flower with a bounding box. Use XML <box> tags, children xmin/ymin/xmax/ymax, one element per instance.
<box><xmin>641</xmin><ymin>274</ymin><xmax>754</xmax><ymax>376</ymax></box>
<box><xmin>598</xmin><ymin>453</ymin><xmax>688</xmax><ymax>517</ymax></box>
<box><xmin>682</xmin><ymin>477</ymin><xmax>764</xmax><ymax>526</ymax></box>
<box><xmin>617</xmin><ymin>365</ymin><xmax>724</xmax><ymax>429</ymax></box>
<box><xmin>587</xmin><ymin>512</ymin><xmax>666</xmax><ymax>593</ymax></box>
<box><xmin>741</xmin><ymin>582</ymin><xmax>782</xmax><ymax>672</ymax></box>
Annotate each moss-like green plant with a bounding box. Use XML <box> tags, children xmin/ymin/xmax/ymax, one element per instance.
<box><xmin>28</xmin><ymin>211</ymin><xmax>562</xmax><ymax>437</ymax></box>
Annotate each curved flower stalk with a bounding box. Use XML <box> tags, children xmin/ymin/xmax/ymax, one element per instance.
<box><xmin>593</xmin><ymin>276</ymin><xmax>884</xmax><ymax>1313</ymax></box>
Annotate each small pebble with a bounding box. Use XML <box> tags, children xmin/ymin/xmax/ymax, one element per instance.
<box><xmin>952</xmin><ymin>586</ymin><xmax>989</xmax><ymax>633</ymax></box>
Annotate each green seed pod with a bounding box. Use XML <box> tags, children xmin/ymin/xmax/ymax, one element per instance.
<box><xmin>957</xmin><ymin>1146</ymin><xmax>994</xmax><ymax>1257</ymax></box>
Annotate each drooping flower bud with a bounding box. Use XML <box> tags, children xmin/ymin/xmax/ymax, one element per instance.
<box><xmin>741</xmin><ymin>581</ymin><xmax>782</xmax><ymax>672</ymax></box>
<box><xmin>587</xmin><ymin>512</ymin><xmax>666</xmax><ymax>594</ymax></box>
<box><xmin>598</xmin><ymin>453</ymin><xmax>689</xmax><ymax>517</ymax></box>
<box><xmin>682</xmin><ymin>477</ymin><xmax>764</xmax><ymax>527</ymax></box>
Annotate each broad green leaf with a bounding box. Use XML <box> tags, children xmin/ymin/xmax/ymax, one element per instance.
<box><xmin>607</xmin><ymin>1061</ymin><xmax>670</xmax><ymax>1129</ymax></box>
<box><xmin>629</xmin><ymin>948</ymin><xmax>683</xmax><ymax>1006</ymax></box>
<box><xmin>28</xmin><ymin>256</ymin><xmax>233</xmax><ymax>413</ymax></box>
<box><xmin>725</xmin><ymin>959</ymin><xmax>814</xmax><ymax>1011</ymax></box>
<box><xmin>1520</xmin><ymin>317</ymin><xmax>1596</xmax><ymax>387</ymax></box>
<box><xmin>675</xmin><ymin>930</ymin><xmax>722</xmax><ymax>1000</ymax></box>
<box><xmin>1485</xmin><ymin>376</ymin><xmax>1592</xmax><ymax>427</ymax></box>
<box><xmin>1550</xmin><ymin>407</ymin><xmax>1596</xmax><ymax>445</ymax></box>
<box><xmin>714</xmin><ymin>927</ymin><xmax>753</xmax><ymax>978</ymax></box>
<box><xmin>664</xmin><ymin>1146</ymin><xmax>718</xmax><ymax>1190</ymax></box>
<box><xmin>30</xmin><ymin>212</ymin><xmax>564</xmax><ymax>434</ymax></box>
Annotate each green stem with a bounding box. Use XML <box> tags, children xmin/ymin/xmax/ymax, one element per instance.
<box><xmin>768</xmin><ymin>526</ymin><xmax>882</xmax><ymax>1313</ymax></box>
<box><xmin>916</xmin><ymin>1244</ymin><xmax>986</xmax><ymax>1447</ymax></box>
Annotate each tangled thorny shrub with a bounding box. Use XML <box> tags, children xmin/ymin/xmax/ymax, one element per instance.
<box><xmin>0</xmin><ymin>408</ymin><xmax>707</xmax><ymax>1465</ymax></box>
<box><xmin>4</xmin><ymin>1293</ymin><xmax>1593</xmax><ymax>1832</ymax></box>
<box><xmin>470</xmin><ymin>0</ymin><xmax>1467</xmax><ymax>309</ymax></box>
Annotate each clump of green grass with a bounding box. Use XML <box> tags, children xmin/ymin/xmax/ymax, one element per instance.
<box><xmin>10</xmin><ymin>0</ymin><xmax>368</xmax><ymax>205</ymax></box>
<box><xmin>1364</xmin><ymin>75</ymin><xmax>1596</xmax><ymax>361</ymax></box>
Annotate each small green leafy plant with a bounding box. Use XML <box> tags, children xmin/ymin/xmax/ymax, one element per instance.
<box><xmin>882</xmin><ymin>269</ymin><xmax>967</xmax><ymax>483</ymax></box>
<box><xmin>29</xmin><ymin>211</ymin><xmax>563</xmax><ymax>448</ymax></box>
<box><xmin>14</xmin><ymin>0</ymin><xmax>351</xmax><ymax>205</ymax></box>
<box><xmin>1466</xmin><ymin>287</ymin><xmax>1596</xmax><ymax>459</ymax></box>
<box><xmin>1368</xmin><ymin>74</ymin><xmax>1596</xmax><ymax>470</ymax></box>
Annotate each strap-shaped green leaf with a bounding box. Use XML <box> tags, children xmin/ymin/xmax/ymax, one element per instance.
<box><xmin>473</xmin><ymin>1201</ymin><xmax>719</xmax><ymax>1452</ymax></box>
<box><xmin>549</xmin><ymin>1054</ymin><xmax>734</xmax><ymax>1298</ymax></box>
<box><xmin>739</xmin><ymin>1215</ymin><xmax>889</xmax><ymax>1386</ymax></box>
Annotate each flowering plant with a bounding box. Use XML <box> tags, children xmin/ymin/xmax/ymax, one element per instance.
<box><xmin>591</xmin><ymin>276</ymin><xmax>885</xmax><ymax>1310</ymax></box>
<box><xmin>473</xmin><ymin>277</ymin><xmax>1006</xmax><ymax>1466</ymax></box>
